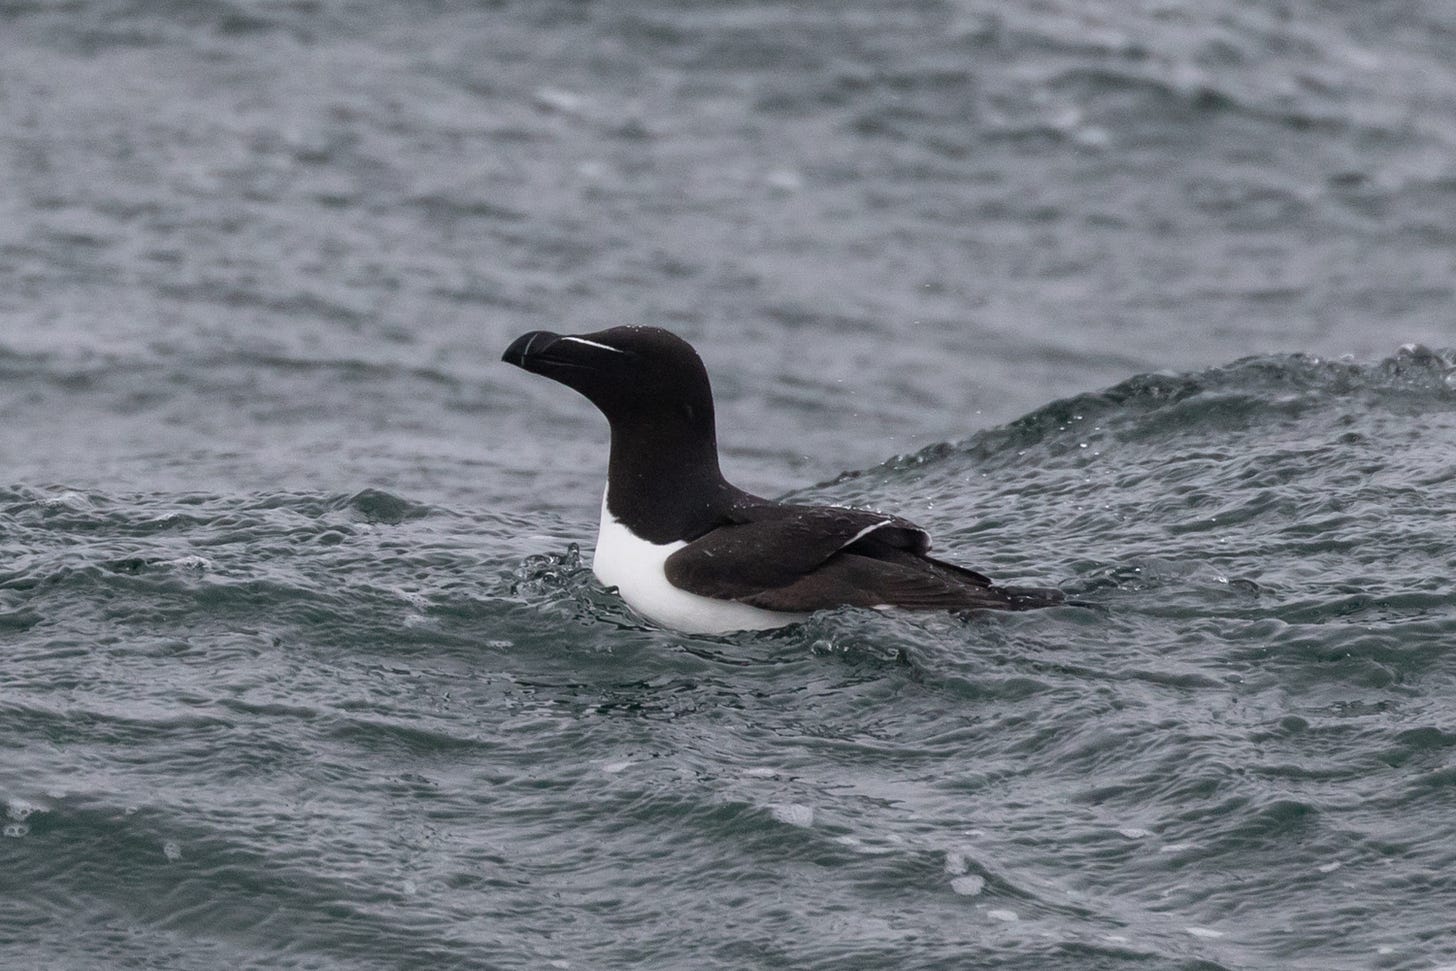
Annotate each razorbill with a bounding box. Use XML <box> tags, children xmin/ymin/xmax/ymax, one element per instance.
<box><xmin>503</xmin><ymin>326</ymin><xmax>1063</xmax><ymax>633</ymax></box>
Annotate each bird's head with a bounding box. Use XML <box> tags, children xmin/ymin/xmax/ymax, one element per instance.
<box><xmin>503</xmin><ymin>326</ymin><xmax>716</xmax><ymax>432</ymax></box>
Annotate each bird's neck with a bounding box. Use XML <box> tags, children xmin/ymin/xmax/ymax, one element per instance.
<box><xmin>604</xmin><ymin>418</ymin><xmax>730</xmax><ymax>544</ymax></box>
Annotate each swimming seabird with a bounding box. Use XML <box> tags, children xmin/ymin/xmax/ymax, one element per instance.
<box><xmin>503</xmin><ymin>326</ymin><xmax>1063</xmax><ymax>633</ymax></box>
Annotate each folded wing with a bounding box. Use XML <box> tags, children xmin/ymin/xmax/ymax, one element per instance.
<box><xmin>664</xmin><ymin>504</ymin><xmax>1054</xmax><ymax>613</ymax></box>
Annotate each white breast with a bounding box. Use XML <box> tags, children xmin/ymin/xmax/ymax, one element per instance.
<box><xmin>591</xmin><ymin>491</ymin><xmax>810</xmax><ymax>634</ymax></box>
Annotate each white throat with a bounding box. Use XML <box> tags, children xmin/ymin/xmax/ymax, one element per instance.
<box><xmin>591</xmin><ymin>489</ymin><xmax>809</xmax><ymax>634</ymax></box>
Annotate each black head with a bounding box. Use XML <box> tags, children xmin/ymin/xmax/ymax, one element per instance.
<box><xmin>504</xmin><ymin>326</ymin><xmax>738</xmax><ymax>539</ymax></box>
<box><xmin>502</xmin><ymin>326</ymin><xmax>715</xmax><ymax>432</ymax></box>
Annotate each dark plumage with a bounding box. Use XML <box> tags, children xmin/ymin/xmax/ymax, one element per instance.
<box><xmin>503</xmin><ymin>325</ymin><xmax>1062</xmax><ymax>630</ymax></box>
<box><xmin>662</xmin><ymin>497</ymin><xmax>1056</xmax><ymax>613</ymax></box>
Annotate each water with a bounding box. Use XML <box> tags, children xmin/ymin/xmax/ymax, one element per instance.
<box><xmin>3</xmin><ymin>1</ymin><xmax>1456</xmax><ymax>968</ymax></box>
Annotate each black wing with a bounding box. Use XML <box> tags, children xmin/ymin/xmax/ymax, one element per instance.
<box><xmin>663</xmin><ymin>504</ymin><xmax>1046</xmax><ymax>613</ymax></box>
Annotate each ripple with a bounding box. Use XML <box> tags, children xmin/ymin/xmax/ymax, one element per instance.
<box><xmin>5</xmin><ymin>0</ymin><xmax>1456</xmax><ymax>960</ymax></box>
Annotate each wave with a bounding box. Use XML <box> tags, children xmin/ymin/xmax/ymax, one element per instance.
<box><xmin>6</xmin><ymin>347</ymin><xmax>1456</xmax><ymax>970</ymax></box>
<box><xmin>838</xmin><ymin>345</ymin><xmax>1456</xmax><ymax>481</ymax></box>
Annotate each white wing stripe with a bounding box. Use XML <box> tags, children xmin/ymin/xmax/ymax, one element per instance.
<box><xmin>840</xmin><ymin>519</ymin><xmax>893</xmax><ymax>550</ymax></box>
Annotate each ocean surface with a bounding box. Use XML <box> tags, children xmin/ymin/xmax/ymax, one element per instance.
<box><xmin>3</xmin><ymin>1</ymin><xmax>1456</xmax><ymax>968</ymax></box>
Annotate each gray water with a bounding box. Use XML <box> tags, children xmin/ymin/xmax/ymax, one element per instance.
<box><xmin>3</xmin><ymin>2</ymin><xmax>1456</xmax><ymax>969</ymax></box>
